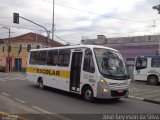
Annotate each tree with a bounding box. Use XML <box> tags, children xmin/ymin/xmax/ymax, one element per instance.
<box><xmin>153</xmin><ymin>4</ymin><xmax>160</xmax><ymax>14</ymax></box>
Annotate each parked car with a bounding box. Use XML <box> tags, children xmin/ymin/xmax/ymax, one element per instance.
<box><xmin>0</xmin><ymin>66</ymin><xmax>6</xmax><ymax>72</ymax></box>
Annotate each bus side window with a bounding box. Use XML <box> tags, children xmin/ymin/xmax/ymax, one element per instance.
<box><xmin>136</xmin><ymin>58</ymin><xmax>147</xmax><ymax>70</ymax></box>
<box><xmin>58</xmin><ymin>49</ymin><xmax>71</xmax><ymax>67</ymax></box>
<box><xmin>151</xmin><ymin>58</ymin><xmax>160</xmax><ymax>67</ymax></box>
<box><xmin>47</xmin><ymin>50</ymin><xmax>58</xmax><ymax>66</ymax></box>
<box><xmin>29</xmin><ymin>51</ymin><xmax>38</xmax><ymax>65</ymax></box>
<box><xmin>83</xmin><ymin>49</ymin><xmax>95</xmax><ymax>73</ymax></box>
<box><xmin>37</xmin><ymin>51</ymin><xmax>47</xmax><ymax>65</ymax></box>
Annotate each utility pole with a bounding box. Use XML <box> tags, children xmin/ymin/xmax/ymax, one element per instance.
<box><xmin>52</xmin><ymin>0</ymin><xmax>55</xmax><ymax>41</ymax></box>
<box><xmin>3</xmin><ymin>27</ymin><xmax>11</xmax><ymax>72</ymax></box>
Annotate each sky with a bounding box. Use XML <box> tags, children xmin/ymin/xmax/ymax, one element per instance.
<box><xmin>0</xmin><ymin>0</ymin><xmax>160</xmax><ymax>44</ymax></box>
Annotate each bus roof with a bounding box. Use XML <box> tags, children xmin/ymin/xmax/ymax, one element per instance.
<box><xmin>30</xmin><ymin>45</ymin><xmax>118</xmax><ymax>52</ymax></box>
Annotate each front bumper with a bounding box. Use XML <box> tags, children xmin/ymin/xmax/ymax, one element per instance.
<box><xmin>96</xmin><ymin>86</ymin><xmax>130</xmax><ymax>99</ymax></box>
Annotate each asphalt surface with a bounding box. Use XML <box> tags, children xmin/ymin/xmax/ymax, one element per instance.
<box><xmin>0</xmin><ymin>72</ymin><xmax>160</xmax><ymax>120</ymax></box>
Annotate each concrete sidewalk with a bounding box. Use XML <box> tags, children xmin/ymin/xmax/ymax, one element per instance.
<box><xmin>129</xmin><ymin>80</ymin><xmax>160</xmax><ymax>105</ymax></box>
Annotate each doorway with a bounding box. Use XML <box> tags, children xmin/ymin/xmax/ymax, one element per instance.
<box><xmin>70</xmin><ymin>52</ymin><xmax>83</xmax><ymax>92</ymax></box>
<box><xmin>14</xmin><ymin>58</ymin><xmax>22</xmax><ymax>72</ymax></box>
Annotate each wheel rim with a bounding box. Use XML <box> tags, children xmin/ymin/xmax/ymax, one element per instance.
<box><xmin>148</xmin><ymin>76</ymin><xmax>157</xmax><ymax>85</ymax></box>
<box><xmin>149</xmin><ymin>77</ymin><xmax>156</xmax><ymax>84</ymax></box>
<box><xmin>84</xmin><ymin>89</ymin><xmax>93</xmax><ymax>100</ymax></box>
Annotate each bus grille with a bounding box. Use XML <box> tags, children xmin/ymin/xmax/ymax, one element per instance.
<box><xmin>108</xmin><ymin>82</ymin><xmax>127</xmax><ymax>87</ymax></box>
<box><xmin>111</xmin><ymin>90</ymin><xmax>127</xmax><ymax>97</ymax></box>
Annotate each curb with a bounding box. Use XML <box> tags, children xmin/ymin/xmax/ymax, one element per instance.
<box><xmin>128</xmin><ymin>95</ymin><xmax>160</xmax><ymax>105</ymax></box>
<box><xmin>143</xmin><ymin>99</ymin><xmax>160</xmax><ymax>105</ymax></box>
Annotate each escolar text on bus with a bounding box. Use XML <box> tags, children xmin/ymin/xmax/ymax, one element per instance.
<box><xmin>37</xmin><ymin>68</ymin><xmax>60</xmax><ymax>76</ymax></box>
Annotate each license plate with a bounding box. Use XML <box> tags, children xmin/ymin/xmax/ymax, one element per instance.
<box><xmin>117</xmin><ymin>89</ymin><xmax>123</xmax><ymax>93</ymax></box>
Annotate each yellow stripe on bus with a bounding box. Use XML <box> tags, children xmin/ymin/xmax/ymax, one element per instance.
<box><xmin>26</xmin><ymin>67</ymin><xmax>70</xmax><ymax>79</ymax></box>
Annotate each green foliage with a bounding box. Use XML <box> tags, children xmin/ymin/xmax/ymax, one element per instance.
<box><xmin>153</xmin><ymin>5</ymin><xmax>160</xmax><ymax>14</ymax></box>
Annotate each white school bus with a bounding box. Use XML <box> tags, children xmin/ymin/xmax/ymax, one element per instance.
<box><xmin>26</xmin><ymin>45</ymin><xmax>131</xmax><ymax>101</ymax></box>
<box><xmin>133</xmin><ymin>56</ymin><xmax>160</xmax><ymax>85</ymax></box>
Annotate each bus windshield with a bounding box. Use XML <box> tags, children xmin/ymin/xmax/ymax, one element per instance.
<box><xmin>94</xmin><ymin>48</ymin><xmax>127</xmax><ymax>80</ymax></box>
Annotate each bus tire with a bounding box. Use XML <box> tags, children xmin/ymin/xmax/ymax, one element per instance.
<box><xmin>82</xmin><ymin>87</ymin><xmax>94</xmax><ymax>102</ymax></box>
<box><xmin>147</xmin><ymin>75</ymin><xmax>158</xmax><ymax>85</ymax></box>
<box><xmin>38</xmin><ymin>78</ymin><xmax>44</xmax><ymax>89</ymax></box>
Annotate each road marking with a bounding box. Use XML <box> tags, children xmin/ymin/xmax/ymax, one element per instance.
<box><xmin>130</xmin><ymin>87</ymin><xmax>139</xmax><ymax>90</ymax></box>
<box><xmin>0</xmin><ymin>77</ymin><xmax>26</xmax><ymax>81</ymax></box>
<box><xmin>32</xmin><ymin>106</ymin><xmax>71</xmax><ymax>120</ymax></box>
<box><xmin>11</xmin><ymin>77</ymin><xmax>22</xmax><ymax>80</ymax></box>
<box><xmin>32</xmin><ymin>106</ymin><xmax>52</xmax><ymax>114</ymax></box>
<box><xmin>1</xmin><ymin>92</ymin><xmax>10</xmax><ymax>97</ymax></box>
<box><xmin>0</xmin><ymin>78</ymin><xmax>8</xmax><ymax>81</ymax></box>
<box><xmin>0</xmin><ymin>80</ymin><xmax>7</xmax><ymax>82</ymax></box>
<box><xmin>129</xmin><ymin>95</ymin><xmax>144</xmax><ymax>100</ymax></box>
<box><xmin>19</xmin><ymin>78</ymin><xmax>27</xmax><ymax>81</ymax></box>
<box><xmin>0</xmin><ymin>77</ymin><xmax>13</xmax><ymax>79</ymax></box>
<box><xmin>130</xmin><ymin>89</ymin><xmax>146</xmax><ymax>92</ymax></box>
<box><xmin>14</xmin><ymin>98</ymin><xmax>26</xmax><ymax>104</ymax></box>
<box><xmin>6</xmin><ymin>77</ymin><xmax>23</xmax><ymax>80</ymax></box>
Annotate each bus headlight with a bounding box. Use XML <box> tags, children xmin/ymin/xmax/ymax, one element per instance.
<box><xmin>99</xmin><ymin>75</ymin><xmax>108</xmax><ymax>86</ymax></box>
<box><xmin>103</xmin><ymin>87</ymin><xmax>109</xmax><ymax>93</ymax></box>
<box><xmin>99</xmin><ymin>79</ymin><xmax>106</xmax><ymax>84</ymax></box>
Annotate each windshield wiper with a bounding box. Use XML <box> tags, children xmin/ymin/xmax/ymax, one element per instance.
<box><xmin>117</xmin><ymin>69</ymin><xmax>127</xmax><ymax>78</ymax></box>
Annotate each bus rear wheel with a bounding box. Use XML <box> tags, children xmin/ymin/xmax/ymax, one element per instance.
<box><xmin>38</xmin><ymin>78</ymin><xmax>44</xmax><ymax>89</ymax></box>
<box><xmin>147</xmin><ymin>76</ymin><xmax>158</xmax><ymax>85</ymax></box>
<box><xmin>83</xmin><ymin>87</ymin><xmax>94</xmax><ymax>102</ymax></box>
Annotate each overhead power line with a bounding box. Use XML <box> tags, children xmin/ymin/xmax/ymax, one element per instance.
<box><xmin>56</xmin><ymin>4</ymin><xmax>152</xmax><ymax>24</ymax></box>
<box><xmin>55</xmin><ymin>35</ymin><xmax>72</xmax><ymax>45</ymax></box>
<box><xmin>41</xmin><ymin>0</ymin><xmax>153</xmax><ymax>24</ymax></box>
<box><xmin>0</xmin><ymin>17</ymin><xmax>12</xmax><ymax>19</ymax></box>
<box><xmin>1</xmin><ymin>23</ymin><xmax>158</xmax><ymax>39</ymax></box>
<box><xmin>0</xmin><ymin>24</ymin><xmax>46</xmax><ymax>32</ymax></box>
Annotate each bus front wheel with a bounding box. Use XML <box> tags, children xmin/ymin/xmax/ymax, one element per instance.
<box><xmin>147</xmin><ymin>76</ymin><xmax>158</xmax><ymax>85</ymax></box>
<box><xmin>38</xmin><ymin>78</ymin><xmax>44</xmax><ymax>89</ymax></box>
<box><xmin>83</xmin><ymin>87</ymin><xmax>94</xmax><ymax>102</ymax></box>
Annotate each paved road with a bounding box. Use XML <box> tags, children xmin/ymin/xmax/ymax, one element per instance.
<box><xmin>0</xmin><ymin>72</ymin><xmax>160</xmax><ymax>120</ymax></box>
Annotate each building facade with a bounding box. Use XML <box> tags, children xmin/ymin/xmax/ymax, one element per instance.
<box><xmin>81</xmin><ymin>35</ymin><xmax>160</xmax><ymax>74</ymax></box>
<box><xmin>0</xmin><ymin>32</ymin><xmax>63</xmax><ymax>72</ymax></box>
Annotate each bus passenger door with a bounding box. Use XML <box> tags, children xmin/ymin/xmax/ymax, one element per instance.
<box><xmin>70</xmin><ymin>52</ymin><xmax>82</xmax><ymax>92</ymax></box>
